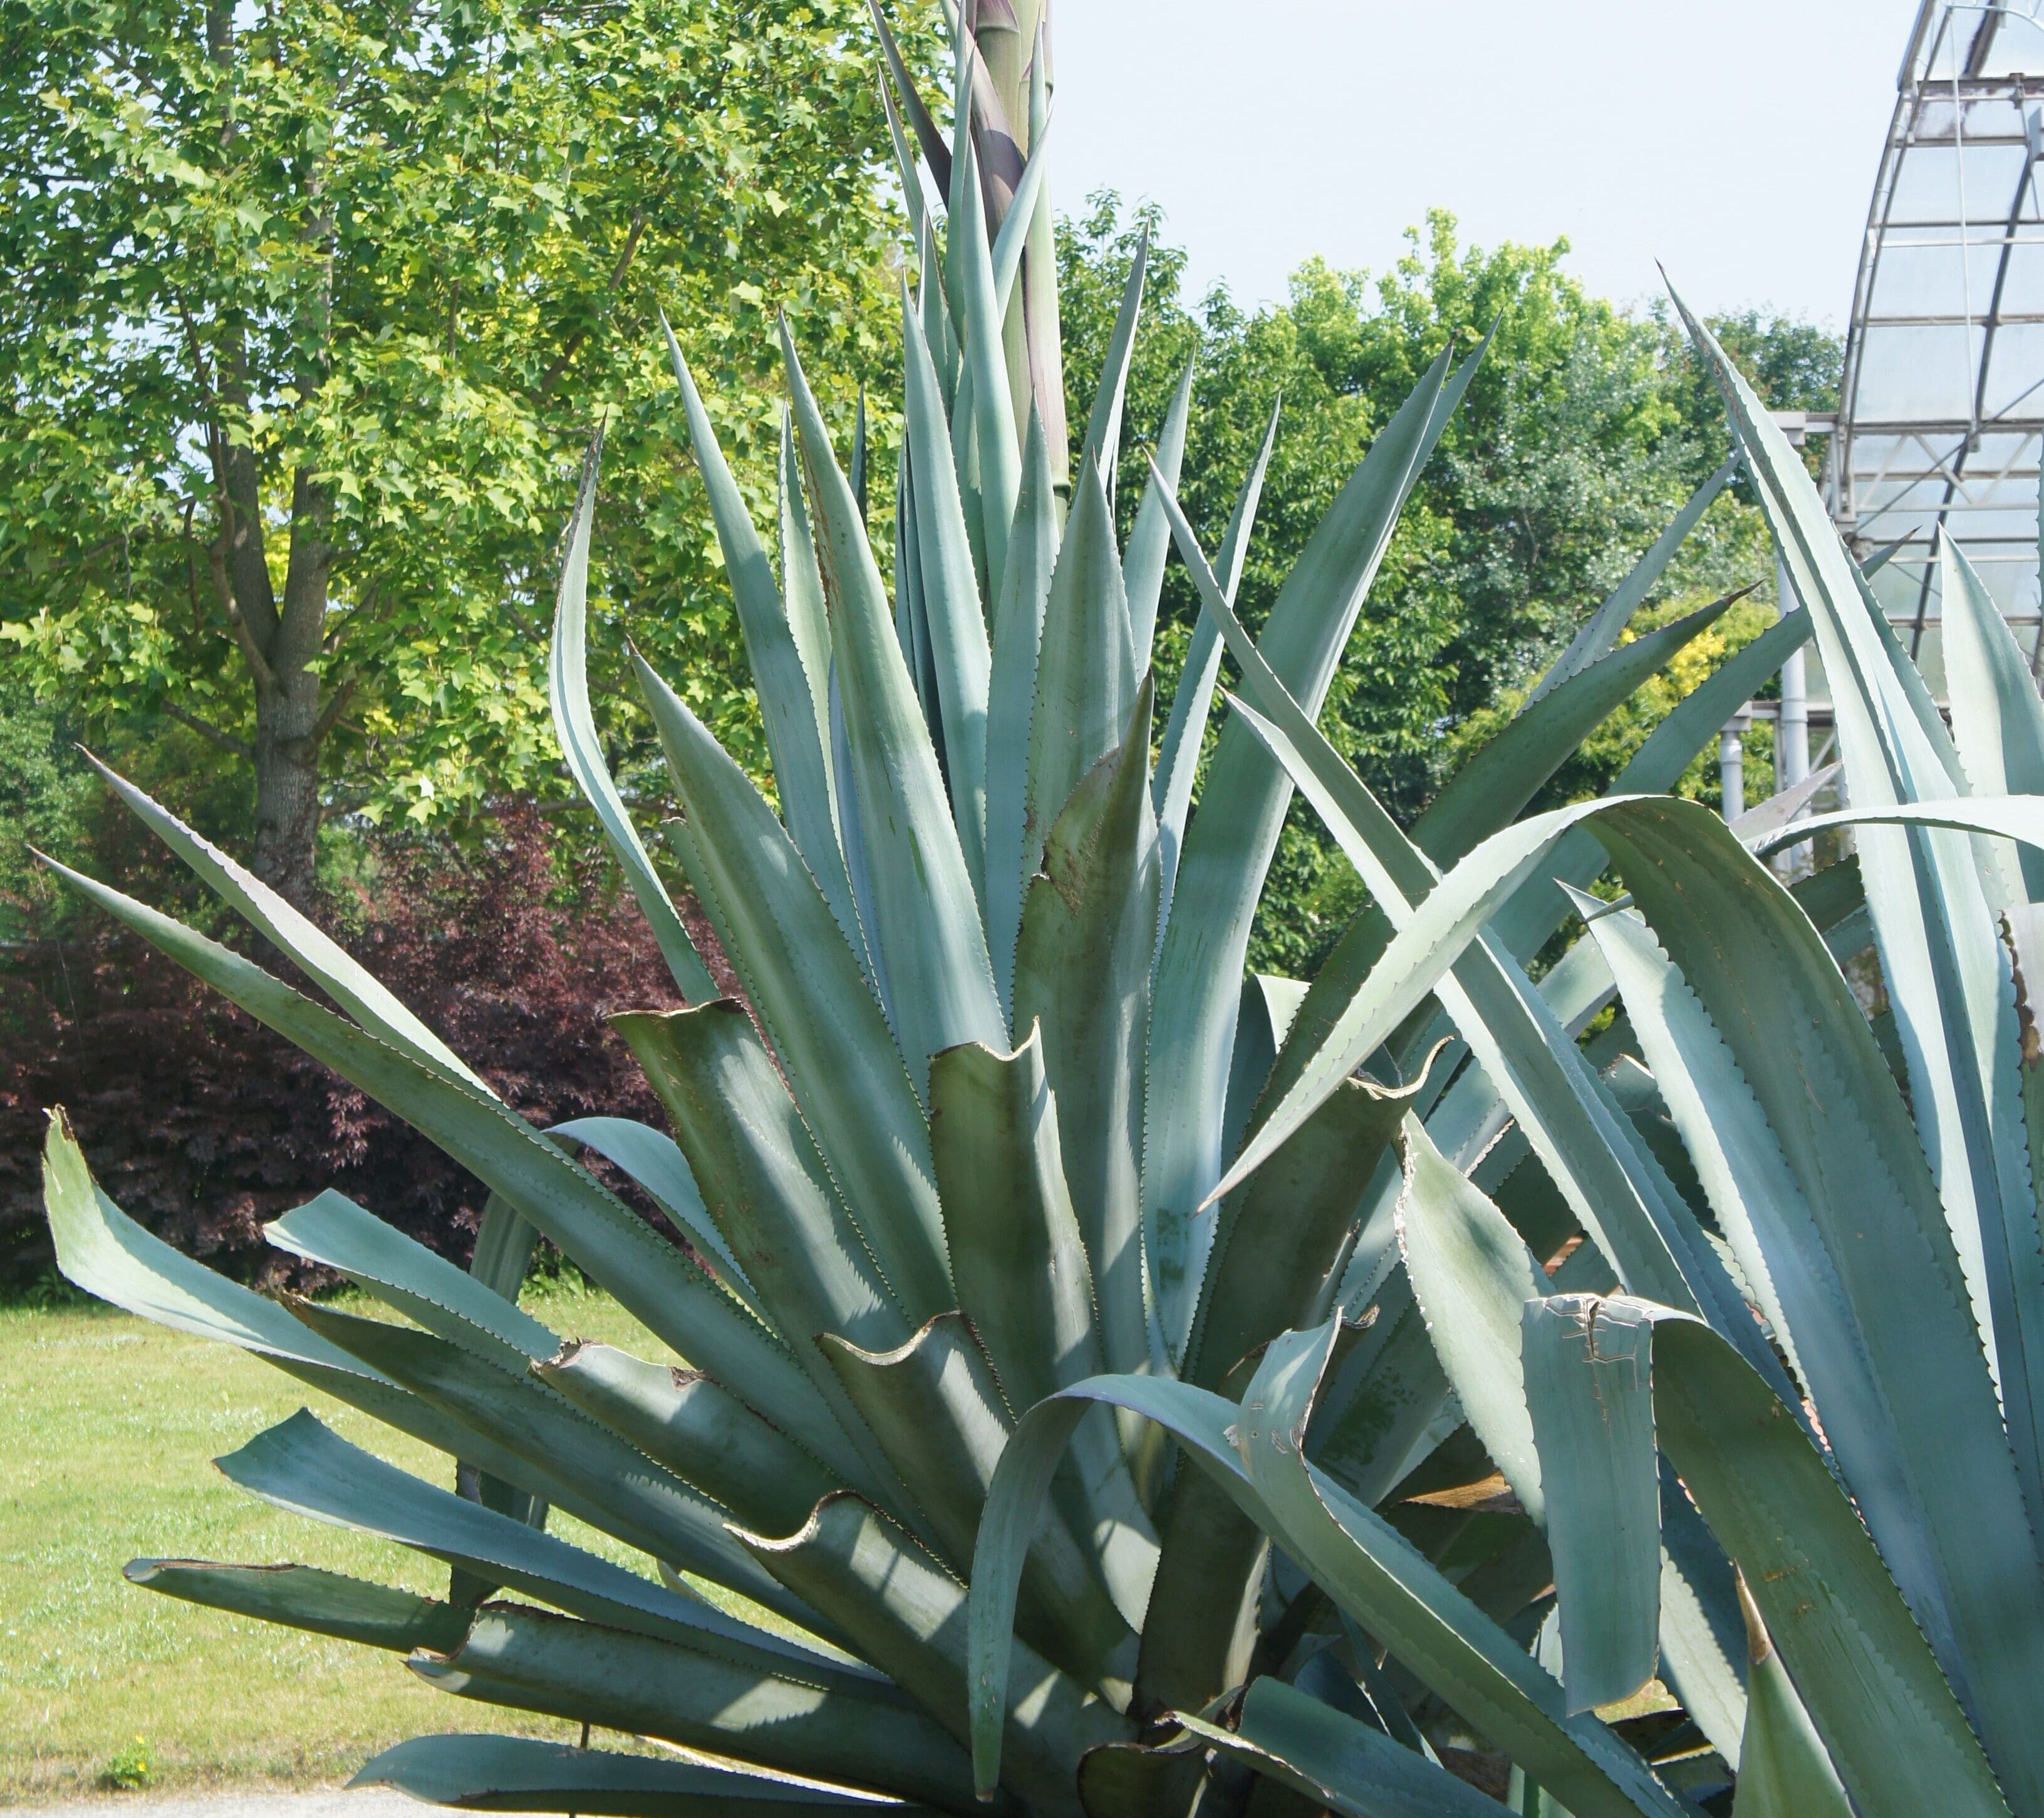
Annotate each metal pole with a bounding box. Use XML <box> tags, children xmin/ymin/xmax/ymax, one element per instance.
<box><xmin>1775</xmin><ymin>551</ymin><xmax>1810</xmax><ymax>877</ymax></box>
<box><xmin>1719</xmin><ymin>716</ymin><xmax>1746</xmax><ymax>821</ymax></box>
<box><xmin>1777</xmin><ymin>552</ymin><xmax>1810</xmax><ymax>793</ymax></box>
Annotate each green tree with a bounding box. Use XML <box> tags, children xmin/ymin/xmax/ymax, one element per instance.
<box><xmin>0</xmin><ymin>0</ymin><xmax>931</xmax><ymax>904</ymax></box>
<box><xmin>1061</xmin><ymin>197</ymin><xmax>1840</xmax><ymax>974</ymax></box>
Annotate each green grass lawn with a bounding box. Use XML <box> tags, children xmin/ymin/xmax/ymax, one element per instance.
<box><xmin>0</xmin><ymin>1277</ymin><xmax>685</xmax><ymax>1802</ymax></box>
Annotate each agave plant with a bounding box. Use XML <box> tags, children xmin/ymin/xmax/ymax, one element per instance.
<box><xmin>29</xmin><ymin>4</ymin><xmax>1933</xmax><ymax>1814</ymax></box>
<box><xmin>955</xmin><ymin>318</ymin><xmax>2044</xmax><ymax>1815</ymax></box>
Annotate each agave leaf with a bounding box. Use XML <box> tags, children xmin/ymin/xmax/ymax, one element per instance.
<box><xmin>1940</xmin><ymin>533</ymin><xmax>2044</xmax><ymax>900</ymax></box>
<box><xmin>1014</xmin><ymin>677</ymin><xmax>1156</xmax><ymax>1382</ymax></box>
<box><xmin>1122</xmin><ymin>360</ymin><xmax>1196</xmax><ymax>666</ymax></box>
<box><xmin>735</xmin><ymin>1495</ymin><xmax>1128</xmax><ymax>1818</ymax></box>
<box><xmin>467</xmin><ymin>1185</ymin><xmax>537</xmax><ymax>1294</ymax></box>
<box><xmin>988</xmin><ymin>107</ymin><xmax>1054</xmax><ymax>318</ymax></box>
<box><xmin>928</xmin><ymin>1032</ymin><xmax>1159</xmax><ymax>1616</ymax></box>
<box><xmin>901</xmin><ymin>276</ymin><xmax>995</xmax><ymax>898</ymax></box>
<box><xmin>851</xmin><ymin>387</ymin><xmax>869</xmax><ymax>518</ymax></box>
<box><xmin>414</xmin><ymin>1602</ymin><xmax>983</xmax><ymax>1815</ymax></box>
<box><xmin>777</xmin><ymin>409</ymin><xmax>853</xmax><ymax>876</ymax></box>
<box><xmin>351</xmin><ymin>1732</ymin><xmax>918</xmax><ymax>1816</ymax></box>
<box><xmin>127</xmin><ymin>1560</ymin><xmax>471</xmax><ymax>1657</ymax></box>
<box><xmin>1411</xmin><ymin>936</ymin><xmax>1614</xmax><ymax>1187</ymax></box>
<box><xmin>1144</xmin><ymin>346</ymin><xmax>1457</xmax><ymax>1359</ymax></box>
<box><xmin>1323</xmin><ymin>602</ymin><xmax>1811</xmax><ymax>1109</ymax></box>
<box><xmin>1524</xmin><ymin>455</ymin><xmax>1739</xmax><ymax>708</ymax></box>
<box><xmin>817</xmin><ymin>1313</ymin><xmax>1139</xmax><ymax>1696</ymax></box>
<box><xmin>1654</xmin><ymin>1458</ymin><xmax>1748</xmax><ymax>1767</ymax></box>
<box><xmin>1140</xmin><ymin>1068</ymin><xmax>1435</xmax><ymax>1717</ymax></box>
<box><xmin>42</xmin><ymin>1113</ymin><xmax>600</xmax><ymax>1500</ymax></box>
<box><xmin>1176</xmin><ymin>1676</ymin><xmax>1504</xmax><ymax>1817</ymax></box>
<box><xmin>658</xmin><ymin>331</ymin><xmax>861</xmax><ymax>964</ymax></box>
<box><xmin>1326</xmin><ymin>1612</ymin><xmax>1442</xmax><ymax>1758</ymax></box>
<box><xmin>968</xmin><ymin>1349</ymin><xmax>1686</xmax><ymax>1817</ymax></box>
<box><xmin>947</xmin><ymin>372</ymin><xmax>987</xmax><ymax>617</ymax></box>
<box><xmin>611</xmin><ymin>1003</ymin><xmax>915</xmax><ymax>1508</ymax></box>
<box><xmin>897</xmin><ymin>439</ymin><xmax>943</xmax><ymax>735</ymax></box>
<box><xmin>1730</xmin><ymin>761</ymin><xmax>1839</xmax><ymax>846</ymax></box>
<box><xmin>1412</xmin><ymin>588</ymin><xmax>1743</xmax><ymax>869</ymax></box>
<box><xmin>286</xmin><ymin>1298</ymin><xmax>807</xmax><ymax>1624</ymax></box>
<box><xmin>1153</xmin><ymin>398</ymin><xmax>1284</xmax><ymax>940</ymax></box>
<box><xmin>920</xmin><ymin>209</ymin><xmax>959</xmax><ymax>415</ymax></box>
<box><xmin>85</xmin><ymin>756</ymin><xmax>494</xmax><ymax>1090</ymax></box>
<box><xmin>1728</xmin><ymin>1577</ymin><xmax>1852</xmax><ymax>1818</ymax></box>
<box><xmin>781</xmin><ymin>320</ymin><xmax>1007</xmax><ymax>1101</ymax></box>
<box><xmin>1482</xmin><ymin>606</ymin><xmax>1814</xmax><ymax>969</ymax></box>
<box><xmin>1520</xmin><ymin>1297</ymin><xmax>1661</xmax><ymax>1715</ymax></box>
<box><xmin>1071</xmin><ymin>1734</ymin><xmax>1209</xmax><ymax>1818</ymax></box>
<box><xmin>217</xmin><ymin>1409</ymin><xmax>836</xmax><ymax>1671</ymax></box>
<box><xmin>832</xmin><ymin>649</ymin><xmax>895</xmax><ymax>1026</ymax></box>
<box><xmin>1238</xmin><ymin>1326</ymin><xmax>1691</xmax><ymax>1818</ymax></box>
<box><xmin>817</xmin><ymin>1311</ymin><xmax>1024</xmax><ymax>1576</ymax></box>
<box><xmin>1676</xmin><ymin>299</ymin><xmax>1958</xmax><ymax>789</ymax></box>
<box><xmin>869</xmin><ymin>0</ymin><xmax>950</xmax><ymax>196</ymax></box>
<box><xmin>2010</xmin><ymin>902</ymin><xmax>2044</xmax><ymax>1237</ymax></box>
<box><xmin>612</xmin><ymin>1004</ymin><xmax>902</xmax><ymax>1354</ymax></box>
<box><xmin>38</xmin><ymin>857</ymin><xmax>846</xmax><ymax>1457</ymax></box>
<box><xmin>534</xmin><ymin>1342</ymin><xmax>836</xmax><ymax>1540</ymax></box>
<box><xmin>1396</xmin><ymin>1118</ymin><xmax>1549</xmax><ymax>1517</ymax></box>
<box><xmin>1758</xmin><ymin>794</ymin><xmax>2044</xmax><ymax>858</ymax></box>
<box><xmin>544</xmin><ymin>445</ymin><xmax>717</xmax><ymax>1005</ymax></box>
<box><xmin>1679</xmin><ymin>294</ymin><xmax>2044</xmax><ymax>1550</ymax></box>
<box><xmin>43</xmin><ymin>1111</ymin><xmax>371</xmax><ymax>1376</ymax></box>
<box><xmin>635</xmin><ymin>656</ymin><xmax>952</xmax><ymax>1324</ymax></box>
<box><xmin>879</xmin><ymin>70</ymin><xmax>925</xmax><ymax>241</ymax></box>
<box><xmin>1079</xmin><ymin>226</ymin><xmax>1149</xmax><ymax>499</ymax></box>
<box><xmin>985</xmin><ymin>405</ymin><xmax>1058</xmax><ymax>1016</ymax></box>
<box><xmin>1159</xmin><ymin>505</ymin><xmax>1778</xmax><ymax>1400</ymax></box>
<box><xmin>1129</xmin><ymin>1465</ymin><xmax>1270</xmax><ymax>1718</ymax></box>
<box><xmin>264</xmin><ymin>1192</ymin><xmax>558</xmax><ymax>1373</ymax></box>
<box><xmin>1024</xmin><ymin>452</ymin><xmax>1137</xmax><ymax>895</ymax></box>
<box><xmin>462</xmin><ymin>1191</ymin><xmax>542</xmax><ymax>1547</ymax></box>
<box><xmin>1306</xmin><ymin>1266</ymin><xmax>1452</xmax><ymax>1509</ymax></box>
<box><xmin>1587</xmin><ymin>1299</ymin><xmax>2015</xmax><ymax>1818</ymax></box>
<box><xmin>1221</xmin><ymin>970</ymin><xmax>1310</xmax><ymax>1171</ymax></box>
<box><xmin>1189</xmin><ymin>1073</ymin><xmax>1430</xmax><ymax>1396</ymax></box>
<box><xmin>1585</xmin><ymin>801</ymin><xmax>2044</xmax><ymax>1795</ymax></box>
<box><xmin>544</xmin><ymin>1116</ymin><xmax>753</xmax><ymax>1309</ymax></box>
<box><xmin>951</xmin><ymin>128</ymin><xmax>1022</xmax><ymax>601</ymax></box>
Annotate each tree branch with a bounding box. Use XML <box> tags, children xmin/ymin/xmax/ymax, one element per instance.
<box><xmin>310</xmin><ymin>673</ymin><xmax>359</xmax><ymax>747</ymax></box>
<box><xmin>208</xmin><ymin>529</ymin><xmax>279</xmax><ymax>693</ymax></box>
<box><xmin>538</xmin><ymin>209</ymin><xmax>647</xmax><ymax>398</ymax></box>
<box><xmin>323</xmin><ymin>578</ymin><xmax>390</xmax><ymax>656</ymax></box>
<box><xmin>159</xmin><ymin>701</ymin><xmax>254</xmax><ymax>760</ymax></box>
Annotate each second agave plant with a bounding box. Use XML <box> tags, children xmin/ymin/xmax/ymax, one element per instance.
<box><xmin>31</xmin><ymin>3</ymin><xmax>1850</xmax><ymax>1814</ymax></box>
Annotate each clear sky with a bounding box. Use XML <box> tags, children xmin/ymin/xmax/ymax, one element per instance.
<box><xmin>1048</xmin><ymin>0</ymin><xmax>1921</xmax><ymax>328</ymax></box>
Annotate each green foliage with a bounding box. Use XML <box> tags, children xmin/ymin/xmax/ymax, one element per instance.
<box><xmin>0</xmin><ymin>674</ymin><xmax>95</xmax><ymax>945</ymax></box>
<box><xmin>39</xmin><ymin>7</ymin><xmax>2034</xmax><ymax>1817</ymax></box>
<box><xmin>0</xmin><ymin>1284</ymin><xmax>672</xmax><ymax>1799</ymax></box>
<box><xmin>0</xmin><ymin>0</ymin><xmax>935</xmax><ymax>853</ymax></box>
<box><xmin>967</xmin><ymin>313</ymin><xmax>2044</xmax><ymax>1817</ymax></box>
<box><xmin>1059</xmin><ymin>197</ymin><xmax>1838</xmax><ymax>976</ymax></box>
<box><xmin>98</xmin><ymin>1737</ymin><xmax>153</xmax><ymax>1791</ymax></box>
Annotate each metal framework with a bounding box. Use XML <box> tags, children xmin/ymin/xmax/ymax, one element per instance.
<box><xmin>1830</xmin><ymin>0</ymin><xmax>2044</xmax><ymax>695</ymax></box>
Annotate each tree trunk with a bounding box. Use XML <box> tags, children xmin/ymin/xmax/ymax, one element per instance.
<box><xmin>207</xmin><ymin>402</ymin><xmax>334</xmax><ymax>908</ymax></box>
<box><xmin>189</xmin><ymin>8</ymin><xmax>338</xmax><ymax>912</ymax></box>
<box><xmin>250</xmin><ymin>663</ymin><xmax>324</xmax><ymax>906</ymax></box>
<box><xmin>244</xmin><ymin>466</ymin><xmax>336</xmax><ymax>908</ymax></box>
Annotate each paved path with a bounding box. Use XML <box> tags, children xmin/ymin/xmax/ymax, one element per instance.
<box><xmin>7</xmin><ymin>1794</ymin><xmax>417</xmax><ymax>1815</ymax></box>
